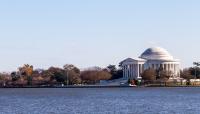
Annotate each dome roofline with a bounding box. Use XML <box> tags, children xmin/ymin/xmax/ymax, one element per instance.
<box><xmin>140</xmin><ymin>47</ymin><xmax>174</xmax><ymax>61</ymax></box>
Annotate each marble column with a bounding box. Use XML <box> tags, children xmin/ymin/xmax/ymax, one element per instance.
<box><xmin>177</xmin><ymin>64</ymin><xmax>180</xmax><ymax>77</ymax></box>
<box><xmin>141</xmin><ymin>64</ymin><xmax>144</xmax><ymax>73</ymax></box>
<box><xmin>127</xmin><ymin>65</ymin><xmax>129</xmax><ymax>78</ymax></box>
<box><xmin>176</xmin><ymin>64</ymin><xmax>178</xmax><ymax>76</ymax></box>
<box><xmin>163</xmin><ymin>64</ymin><xmax>165</xmax><ymax>70</ymax></box>
<box><xmin>125</xmin><ymin>65</ymin><xmax>128</xmax><ymax>78</ymax></box>
<box><xmin>134</xmin><ymin>64</ymin><xmax>137</xmax><ymax>78</ymax></box>
<box><xmin>127</xmin><ymin>65</ymin><xmax>128</xmax><ymax>78</ymax></box>
<box><xmin>171</xmin><ymin>64</ymin><xmax>174</xmax><ymax>74</ymax></box>
<box><xmin>168</xmin><ymin>64</ymin><xmax>170</xmax><ymax>71</ymax></box>
<box><xmin>129</xmin><ymin>64</ymin><xmax>132</xmax><ymax>78</ymax></box>
<box><xmin>130</xmin><ymin>65</ymin><xmax>131</xmax><ymax>78</ymax></box>
<box><xmin>166</xmin><ymin>64</ymin><xmax>168</xmax><ymax>71</ymax></box>
<box><xmin>137</xmin><ymin>64</ymin><xmax>140</xmax><ymax>78</ymax></box>
<box><xmin>129</xmin><ymin>65</ymin><xmax>131</xmax><ymax>79</ymax></box>
<box><xmin>171</xmin><ymin>64</ymin><xmax>173</xmax><ymax>72</ymax></box>
<box><xmin>132</xmin><ymin>64</ymin><xmax>134</xmax><ymax>79</ymax></box>
<box><xmin>123</xmin><ymin>66</ymin><xmax>124</xmax><ymax>78</ymax></box>
<box><xmin>123</xmin><ymin>65</ymin><xmax>125</xmax><ymax>78</ymax></box>
<box><xmin>174</xmin><ymin>64</ymin><xmax>176</xmax><ymax>76</ymax></box>
<box><xmin>129</xmin><ymin>65</ymin><xmax>131</xmax><ymax>78</ymax></box>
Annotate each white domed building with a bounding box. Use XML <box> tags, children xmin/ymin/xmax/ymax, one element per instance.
<box><xmin>120</xmin><ymin>47</ymin><xmax>180</xmax><ymax>80</ymax></box>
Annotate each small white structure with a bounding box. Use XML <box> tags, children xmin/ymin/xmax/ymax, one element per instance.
<box><xmin>120</xmin><ymin>47</ymin><xmax>180</xmax><ymax>80</ymax></box>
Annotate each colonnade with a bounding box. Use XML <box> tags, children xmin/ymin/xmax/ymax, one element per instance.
<box><xmin>123</xmin><ymin>64</ymin><xmax>144</xmax><ymax>79</ymax></box>
<box><xmin>123</xmin><ymin>63</ymin><xmax>180</xmax><ymax>79</ymax></box>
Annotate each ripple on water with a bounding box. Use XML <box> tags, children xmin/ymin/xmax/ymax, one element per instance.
<box><xmin>0</xmin><ymin>88</ymin><xmax>199</xmax><ymax>114</ymax></box>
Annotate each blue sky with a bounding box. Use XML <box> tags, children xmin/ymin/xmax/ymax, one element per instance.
<box><xmin>0</xmin><ymin>0</ymin><xmax>199</xmax><ymax>71</ymax></box>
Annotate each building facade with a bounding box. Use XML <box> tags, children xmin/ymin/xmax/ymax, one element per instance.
<box><xmin>120</xmin><ymin>47</ymin><xmax>180</xmax><ymax>80</ymax></box>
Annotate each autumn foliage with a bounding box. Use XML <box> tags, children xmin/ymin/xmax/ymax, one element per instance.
<box><xmin>81</xmin><ymin>70</ymin><xmax>112</xmax><ymax>84</ymax></box>
<box><xmin>0</xmin><ymin>64</ymin><xmax>119</xmax><ymax>87</ymax></box>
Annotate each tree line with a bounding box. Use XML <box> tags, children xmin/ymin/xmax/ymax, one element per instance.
<box><xmin>0</xmin><ymin>64</ymin><xmax>122</xmax><ymax>87</ymax></box>
<box><xmin>141</xmin><ymin>62</ymin><xmax>200</xmax><ymax>83</ymax></box>
<box><xmin>0</xmin><ymin>62</ymin><xmax>199</xmax><ymax>87</ymax></box>
<box><xmin>141</xmin><ymin>68</ymin><xmax>173</xmax><ymax>83</ymax></box>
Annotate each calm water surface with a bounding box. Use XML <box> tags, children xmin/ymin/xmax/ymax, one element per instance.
<box><xmin>0</xmin><ymin>87</ymin><xmax>200</xmax><ymax>114</ymax></box>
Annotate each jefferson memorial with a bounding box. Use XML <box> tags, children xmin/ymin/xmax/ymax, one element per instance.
<box><xmin>120</xmin><ymin>47</ymin><xmax>180</xmax><ymax>80</ymax></box>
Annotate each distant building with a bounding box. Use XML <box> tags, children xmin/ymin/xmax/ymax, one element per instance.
<box><xmin>120</xmin><ymin>47</ymin><xmax>180</xmax><ymax>80</ymax></box>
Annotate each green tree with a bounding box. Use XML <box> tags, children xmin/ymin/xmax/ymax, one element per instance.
<box><xmin>193</xmin><ymin>62</ymin><xmax>200</xmax><ymax>78</ymax></box>
<box><xmin>48</xmin><ymin>67</ymin><xmax>66</xmax><ymax>83</ymax></box>
<box><xmin>11</xmin><ymin>72</ymin><xmax>20</xmax><ymax>81</ymax></box>
<box><xmin>189</xmin><ymin>67</ymin><xmax>200</xmax><ymax>78</ymax></box>
<box><xmin>107</xmin><ymin>65</ymin><xmax>123</xmax><ymax>80</ymax></box>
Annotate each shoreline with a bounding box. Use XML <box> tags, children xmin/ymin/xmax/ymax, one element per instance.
<box><xmin>1</xmin><ymin>85</ymin><xmax>200</xmax><ymax>88</ymax></box>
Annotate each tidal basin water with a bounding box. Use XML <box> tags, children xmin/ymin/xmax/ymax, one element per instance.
<box><xmin>0</xmin><ymin>87</ymin><xmax>200</xmax><ymax>114</ymax></box>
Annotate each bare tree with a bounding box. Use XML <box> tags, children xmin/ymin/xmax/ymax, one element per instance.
<box><xmin>159</xmin><ymin>70</ymin><xmax>173</xmax><ymax>82</ymax></box>
<box><xmin>141</xmin><ymin>68</ymin><xmax>156</xmax><ymax>81</ymax></box>
<box><xmin>81</xmin><ymin>70</ymin><xmax>112</xmax><ymax>84</ymax></box>
<box><xmin>180</xmin><ymin>68</ymin><xmax>193</xmax><ymax>80</ymax></box>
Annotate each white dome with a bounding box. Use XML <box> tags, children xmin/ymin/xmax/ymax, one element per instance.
<box><xmin>139</xmin><ymin>47</ymin><xmax>174</xmax><ymax>60</ymax></box>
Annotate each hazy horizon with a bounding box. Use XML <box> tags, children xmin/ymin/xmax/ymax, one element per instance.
<box><xmin>0</xmin><ymin>0</ymin><xmax>199</xmax><ymax>72</ymax></box>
